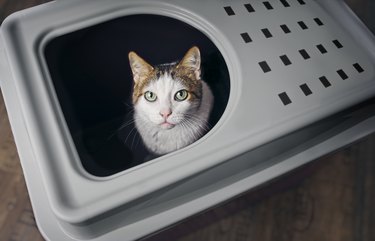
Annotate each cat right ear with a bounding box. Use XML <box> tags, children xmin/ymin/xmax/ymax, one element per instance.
<box><xmin>128</xmin><ymin>51</ymin><xmax>154</xmax><ymax>83</ymax></box>
<box><xmin>177</xmin><ymin>46</ymin><xmax>201</xmax><ymax>80</ymax></box>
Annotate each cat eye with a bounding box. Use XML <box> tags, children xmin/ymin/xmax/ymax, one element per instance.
<box><xmin>174</xmin><ymin>89</ymin><xmax>189</xmax><ymax>101</ymax></box>
<box><xmin>144</xmin><ymin>91</ymin><xmax>157</xmax><ymax>102</ymax></box>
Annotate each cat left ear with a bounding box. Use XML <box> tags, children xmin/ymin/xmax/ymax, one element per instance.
<box><xmin>178</xmin><ymin>46</ymin><xmax>201</xmax><ymax>79</ymax></box>
<box><xmin>128</xmin><ymin>51</ymin><xmax>154</xmax><ymax>83</ymax></box>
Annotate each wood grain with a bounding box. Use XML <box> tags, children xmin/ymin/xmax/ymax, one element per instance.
<box><xmin>0</xmin><ymin>91</ymin><xmax>45</xmax><ymax>241</ymax></box>
<box><xmin>147</xmin><ymin>141</ymin><xmax>375</xmax><ymax>241</ymax></box>
<box><xmin>1</xmin><ymin>1</ymin><xmax>375</xmax><ymax>241</ymax></box>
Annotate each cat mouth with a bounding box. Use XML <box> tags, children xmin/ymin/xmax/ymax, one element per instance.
<box><xmin>160</xmin><ymin>121</ymin><xmax>175</xmax><ymax>129</ymax></box>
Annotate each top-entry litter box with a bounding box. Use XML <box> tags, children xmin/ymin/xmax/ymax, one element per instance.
<box><xmin>1</xmin><ymin>0</ymin><xmax>375</xmax><ymax>240</ymax></box>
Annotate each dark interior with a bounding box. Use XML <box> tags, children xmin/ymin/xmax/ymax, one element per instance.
<box><xmin>44</xmin><ymin>14</ymin><xmax>230</xmax><ymax>177</ymax></box>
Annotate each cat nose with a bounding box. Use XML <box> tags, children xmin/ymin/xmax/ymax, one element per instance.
<box><xmin>160</xmin><ymin>109</ymin><xmax>172</xmax><ymax>119</ymax></box>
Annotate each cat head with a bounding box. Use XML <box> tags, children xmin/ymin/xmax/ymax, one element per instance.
<box><xmin>128</xmin><ymin>47</ymin><xmax>203</xmax><ymax>130</ymax></box>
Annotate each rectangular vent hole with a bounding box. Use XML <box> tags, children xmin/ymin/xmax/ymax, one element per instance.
<box><xmin>224</xmin><ymin>6</ymin><xmax>235</xmax><ymax>16</ymax></box>
<box><xmin>299</xmin><ymin>49</ymin><xmax>310</xmax><ymax>59</ymax></box>
<box><xmin>353</xmin><ymin>63</ymin><xmax>364</xmax><ymax>73</ymax></box>
<box><xmin>333</xmin><ymin>40</ymin><xmax>343</xmax><ymax>49</ymax></box>
<box><xmin>298</xmin><ymin>21</ymin><xmax>308</xmax><ymax>30</ymax></box>
<box><xmin>280</xmin><ymin>0</ymin><xmax>290</xmax><ymax>7</ymax></box>
<box><xmin>280</xmin><ymin>24</ymin><xmax>291</xmax><ymax>34</ymax></box>
<box><xmin>261</xmin><ymin>28</ymin><xmax>273</xmax><ymax>38</ymax></box>
<box><xmin>280</xmin><ymin>55</ymin><xmax>292</xmax><ymax>66</ymax></box>
<box><xmin>300</xmin><ymin>84</ymin><xmax>313</xmax><ymax>96</ymax></box>
<box><xmin>263</xmin><ymin>1</ymin><xmax>274</xmax><ymax>10</ymax></box>
<box><xmin>314</xmin><ymin>18</ymin><xmax>324</xmax><ymax>26</ymax></box>
<box><xmin>319</xmin><ymin>76</ymin><xmax>331</xmax><ymax>88</ymax></box>
<box><xmin>337</xmin><ymin>69</ymin><xmax>348</xmax><ymax>80</ymax></box>
<box><xmin>316</xmin><ymin>44</ymin><xmax>327</xmax><ymax>54</ymax></box>
<box><xmin>279</xmin><ymin>92</ymin><xmax>292</xmax><ymax>105</ymax></box>
<box><xmin>244</xmin><ymin>3</ymin><xmax>255</xmax><ymax>12</ymax></box>
<box><xmin>241</xmin><ymin>32</ymin><xmax>252</xmax><ymax>43</ymax></box>
<box><xmin>297</xmin><ymin>0</ymin><xmax>306</xmax><ymax>5</ymax></box>
<box><xmin>259</xmin><ymin>61</ymin><xmax>271</xmax><ymax>73</ymax></box>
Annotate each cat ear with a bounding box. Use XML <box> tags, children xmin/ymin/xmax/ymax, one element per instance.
<box><xmin>178</xmin><ymin>46</ymin><xmax>201</xmax><ymax>79</ymax></box>
<box><xmin>128</xmin><ymin>51</ymin><xmax>154</xmax><ymax>83</ymax></box>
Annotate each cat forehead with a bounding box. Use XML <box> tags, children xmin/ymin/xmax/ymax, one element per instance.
<box><xmin>154</xmin><ymin>62</ymin><xmax>200</xmax><ymax>85</ymax></box>
<box><xmin>132</xmin><ymin>61</ymin><xmax>201</xmax><ymax>103</ymax></box>
<box><xmin>147</xmin><ymin>73</ymin><xmax>184</xmax><ymax>90</ymax></box>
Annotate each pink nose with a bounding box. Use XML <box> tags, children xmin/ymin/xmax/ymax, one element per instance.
<box><xmin>160</xmin><ymin>109</ymin><xmax>172</xmax><ymax>119</ymax></box>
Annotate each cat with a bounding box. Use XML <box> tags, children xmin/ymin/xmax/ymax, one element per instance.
<box><xmin>128</xmin><ymin>46</ymin><xmax>214</xmax><ymax>155</ymax></box>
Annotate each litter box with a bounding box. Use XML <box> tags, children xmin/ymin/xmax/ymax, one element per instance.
<box><xmin>1</xmin><ymin>0</ymin><xmax>375</xmax><ymax>240</ymax></box>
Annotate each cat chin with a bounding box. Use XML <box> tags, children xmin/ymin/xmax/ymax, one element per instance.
<box><xmin>159</xmin><ymin>122</ymin><xmax>175</xmax><ymax>130</ymax></box>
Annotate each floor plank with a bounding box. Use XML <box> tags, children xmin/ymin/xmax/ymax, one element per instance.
<box><xmin>167</xmin><ymin>140</ymin><xmax>375</xmax><ymax>241</ymax></box>
<box><xmin>0</xmin><ymin>91</ymin><xmax>45</xmax><ymax>241</ymax></box>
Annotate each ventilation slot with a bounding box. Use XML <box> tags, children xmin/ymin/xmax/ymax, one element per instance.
<box><xmin>263</xmin><ymin>1</ymin><xmax>274</xmax><ymax>10</ymax></box>
<box><xmin>224</xmin><ymin>6</ymin><xmax>235</xmax><ymax>16</ymax></box>
<box><xmin>314</xmin><ymin>18</ymin><xmax>324</xmax><ymax>26</ymax></box>
<box><xmin>319</xmin><ymin>76</ymin><xmax>331</xmax><ymax>88</ymax></box>
<box><xmin>280</xmin><ymin>0</ymin><xmax>290</xmax><ymax>7</ymax></box>
<box><xmin>353</xmin><ymin>63</ymin><xmax>364</xmax><ymax>73</ymax></box>
<box><xmin>280</xmin><ymin>24</ymin><xmax>291</xmax><ymax>34</ymax></box>
<box><xmin>299</xmin><ymin>49</ymin><xmax>310</xmax><ymax>59</ymax></box>
<box><xmin>332</xmin><ymin>40</ymin><xmax>343</xmax><ymax>49</ymax></box>
<box><xmin>280</xmin><ymin>55</ymin><xmax>292</xmax><ymax>66</ymax></box>
<box><xmin>279</xmin><ymin>92</ymin><xmax>292</xmax><ymax>105</ymax></box>
<box><xmin>316</xmin><ymin>44</ymin><xmax>327</xmax><ymax>54</ymax></box>
<box><xmin>259</xmin><ymin>61</ymin><xmax>272</xmax><ymax>73</ymax></box>
<box><xmin>297</xmin><ymin>0</ymin><xmax>306</xmax><ymax>5</ymax></box>
<box><xmin>244</xmin><ymin>3</ymin><xmax>255</xmax><ymax>12</ymax></box>
<box><xmin>300</xmin><ymin>84</ymin><xmax>313</xmax><ymax>96</ymax></box>
<box><xmin>298</xmin><ymin>21</ymin><xmax>308</xmax><ymax>30</ymax></box>
<box><xmin>261</xmin><ymin>28</ymin><xmax>273</xmax><ymax>38</ymax></box>
<box><xmin>241</xmin><ymin>32</ymin><xmax>252</xmax><ymax>43</ymax></box>
<box><xmin>337</xmin><ymin>69</ymin><xmax>348</xmax><ymax>80</ymax></box>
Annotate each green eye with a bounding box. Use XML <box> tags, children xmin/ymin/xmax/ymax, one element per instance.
<box><xmin>174</xmin><ymin>89</ymin><xmax>189</xmax><ymax>101</ymax></box>
<box><xmin>144</xmin><ymin>91</ymin><xmax>157</xmax><ymax>102</ymax></box>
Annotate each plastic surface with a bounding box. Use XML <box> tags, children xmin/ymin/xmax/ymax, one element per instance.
<box><xmin>1</xmin><ymin>0</ymin><xmax>375</xmax><ymax>240</ymax></box>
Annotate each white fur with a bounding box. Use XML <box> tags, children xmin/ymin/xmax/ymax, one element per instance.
<box><xmin>134</xmin><ymin>74</ymin><xmax>213</xmax><ymax>155</ymax></box>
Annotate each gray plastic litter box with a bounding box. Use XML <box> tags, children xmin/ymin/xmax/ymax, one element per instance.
<box><xmin>1</xmin><ymin>0</ymin><xmax>375</xmax><ymax>240</ymax></box>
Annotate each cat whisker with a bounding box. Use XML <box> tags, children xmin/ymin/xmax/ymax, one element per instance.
<box><xmin>108</xmin><ymin>119</ymin><xmax>136</xmax><ymax>140</ymax></box>
<box><xmin>123</xmin><ymin>128</ymin><xmax>133</xmax><ymax>145</ymax></box>
<box><xmin>183</xmin><ymin>114</ymin><xmax>211</xmax><ymax>130</ymax></box>
<box><xmin>124</xmin><ymin>126</ymin><xmax>139</xmax><ymax>146</ymax></box>
<box><xmin>182</xmin><ymin>119</ymin><xmax>200</xmax><ymax>141</ymax></box>
<box><xmin>128</xmin><ymin>120</ymin><xmax>150</xmax><ymax>150</ymax></box>
<box><xmin>131</xmin><ymin>129</ymin><xmax>139</xmax><ymax>151</ymax></box>
<box><xmin>185</xmin><ymin>118</ymin><xmax>209</xmax><ymax>136</ymax></box>
<box><xmin>130</xmin><ymin>121</ymin><xmax>148</xmax><ymax>150</ymax></box>
<box><xmin>122</xmin><ymin>101</ymin><xmax>134</xmax><ymax>109</ymax></box>
<box><xmin>135</xmin><ymin>133</ymin><xmax>142</xmax><ymax>150</ymax></box>
<box><xmin>119</xmin><ymin>120</ymin><xmax>135</xmax><ymax>130</ymax></box>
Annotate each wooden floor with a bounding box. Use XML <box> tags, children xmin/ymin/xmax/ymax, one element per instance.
<box><xmin>1</xmin><ymin>0</ymin><xmax>375</xmax><ymax>241</ymax></box>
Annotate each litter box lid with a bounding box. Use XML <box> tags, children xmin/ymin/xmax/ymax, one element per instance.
<box><xmin>1</xmin><ymin>0</ymin><xmax>375</xmax><ymax>235</ymax></box>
